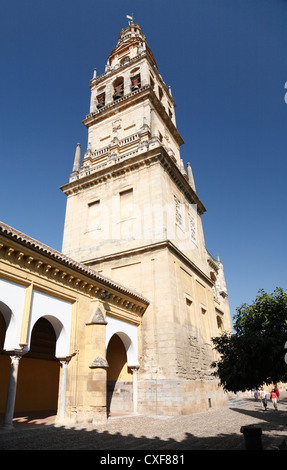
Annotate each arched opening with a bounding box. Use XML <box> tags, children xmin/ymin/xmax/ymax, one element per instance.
<box><xmin>106</xmin><ymin>333</ymin><xmax>133</xmax><ymax>413</ymax></box>
<box><xmin>130</xmin><ymin>73</ymin><xmax>141</xmax><ymax>91</ymax></box>
<box><xmin>113</xmin><ymin>76</ymin><xmax>124</xmax><ymax>100</ymax></box>
<box><xmin>16</xmin><ymin>317</ymin><xmax>60</xmax><ymax>414</ymax></box>
<box><xmin>0</xmin><ymin>310</ymin><xmax>10</xmax><ymax>414</ymax></box>
<box><xmin>96</xmin><ymin>92</ymin><xmax>105</xmax><ymax>109</ymax></box>
<box><xmin>120</xmin><ymin>56</ymin><xmax>130</xmax><ymax>66</ymax></box>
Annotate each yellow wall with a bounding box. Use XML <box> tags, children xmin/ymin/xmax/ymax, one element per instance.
<box><xmin>16</xmin><ymin>358</ymin><xmax>60</xmax><ymax>412</ymax></box>
<box><xmin>0</xmin><ymin>229</ymin><xmax>146</xmax><ymax>422</ymax></box>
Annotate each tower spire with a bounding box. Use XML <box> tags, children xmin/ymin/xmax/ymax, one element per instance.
<box><xmin>72</xmin><ymin>143</ymin><xmax>81</xmax><ymax>173</ymax></box>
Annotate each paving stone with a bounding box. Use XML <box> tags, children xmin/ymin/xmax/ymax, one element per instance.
<box><xmin>0</xmin><ymin>393</ymin><xmax>286</xmax><ymax>450</ymax></box>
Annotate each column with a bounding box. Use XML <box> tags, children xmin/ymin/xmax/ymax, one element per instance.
<box><xmin>131</xmin><ymin>367</ymin><xmax>139</xmax><ymax>414</ymax></box>
<box><xmin>150</xmin><ymin>108</ymin><xmax>155</xmax><ymax>138</ymax></box>
<box><xmin>124</xmin><ymin>71</ymin><xmax>130</xmax><ymax>96</ymax></box>
<box><xmin>3</xmin><ymin>354</ymin><xmax>22</xmax><ymax>428</ymax></box>
<box><xmin>105</xmin><ymin>80</ymin><xmax>113</xmax><ymax>105</ymax></box>
<box><xmin>58</xmin><ymin>360</ymin><xmax>69</xmax><ymax>420</ymax></box>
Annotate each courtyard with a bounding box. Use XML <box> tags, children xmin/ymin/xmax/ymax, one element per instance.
<box><xmin>0</xmin><ymin>392</ymin><xmax>286</xmax><ymax>451</ymax></box>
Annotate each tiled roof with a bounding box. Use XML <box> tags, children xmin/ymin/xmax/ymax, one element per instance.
<box><xmin>0</xmin><ymin>220</ymin><xmax>149</xmax><ymax>304</ymax></box>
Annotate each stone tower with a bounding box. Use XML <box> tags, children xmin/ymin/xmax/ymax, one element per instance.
<box><xmin>61</xmin><ymin>19</ymin><xmax>232</xmax><ymax>414</ymax></box>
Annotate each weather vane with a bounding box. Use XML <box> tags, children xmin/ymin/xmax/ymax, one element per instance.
<box><xmin>126</xmin><ymin>14</ymin><xmax>134</xmax><ymax>23</ymax></box>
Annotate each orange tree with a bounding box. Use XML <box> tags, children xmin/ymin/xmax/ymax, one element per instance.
<box><xmin>211</xmin><ymin>288</ymin><xmax>287</xmax><ymax>392</ymax></box>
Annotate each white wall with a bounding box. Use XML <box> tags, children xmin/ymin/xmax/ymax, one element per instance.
<box><xmin>29</xmin><ymin>290</ymin><xmax>73</xmax><ymax>358</ymax></box>
<box><xmin>105</xmin><ymin>315</ymin><xmax>139</xmax><ymax>367</ymax></box>
<box><xmin>0</xmin><ymin>278</ymin><xmax>26</xmax><ymax>351</ymax></box>
<box><xmin>0</xmin><ymin>278</ymin><xmax>73</xmax><ymax>358</ymax></box>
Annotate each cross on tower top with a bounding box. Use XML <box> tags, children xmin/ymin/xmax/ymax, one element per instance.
<box><xmin>126</xmin><ymin>13</ymin><xmax>134</xmax><ymax>24</ymax></box>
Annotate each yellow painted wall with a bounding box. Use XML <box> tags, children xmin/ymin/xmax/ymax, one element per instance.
<box><xmin>15</xmin><ymin>357</ymin><xmax>60</xmax><ymax>412</ymax></box>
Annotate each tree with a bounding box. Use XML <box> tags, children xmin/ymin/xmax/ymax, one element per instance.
<box><xmin>211</xmin><ymin>288</ymin><xmax>287</xmax><ymax>393</ymax></box>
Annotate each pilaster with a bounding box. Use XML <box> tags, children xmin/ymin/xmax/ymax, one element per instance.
<box><xmin>19</xmin><ymin>282</ymin><xmax>33</xmax><ymax>348</ymax></box>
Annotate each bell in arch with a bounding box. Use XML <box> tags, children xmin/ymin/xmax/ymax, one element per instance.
<box><xmin>113</xmin><ymin>81</ymin><xmax>124</xmax><ymax>100</ymax></box>
<box><xmin>131</xmin><ymin>75</ymin><xmax>141</xmax><ymax>91</ymax></box>
<box><xmin>96</xmin><ymin>93</ymin><xmax>105</xmax><ymax>109</ymax></box>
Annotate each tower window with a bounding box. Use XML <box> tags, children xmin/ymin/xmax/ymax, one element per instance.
<box><xmin>96</xmin><ymin>92</ymin><xmax>105</xmax><ymax>109</ymax></box>
<box><xmin>120</xmin><ymin>188</ymin><xmax>133</xmax><ymax>220</ymax></box>
<box><xmin>88</xmin><ymin>200</ymin><xmax>101</xmax><ymax>231</ymax></box>
<box><xmin>217</xmin><ymin>315</ymin><xmax>224</xmax><ymax>334</ymax></box>
<box><xmin>113</xmin><ymin>77</ymin><xmax>124</xmax><ymax>100</ymax></box>
<box><xmin>120</xmin><ymin>56</ymin><xmax>130</xmax><ymax>65</ymax></box>
<box><xmin>131</xmin><ymin>74</ymin><xmax>141</xmax><ymax>91</ymax></box>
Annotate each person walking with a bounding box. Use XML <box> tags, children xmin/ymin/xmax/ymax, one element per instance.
<box><xmin>271</xmin><ymin>388</ymin><xmax>278</xmax><ymax>410</ymax></box>
<box><xmin>259</xmin><ymin>387</ymin><xmax>268</xmax><ymax>411</ymax></box>
<box><xmin>253</xmin><ymin>388</ymin><xmax>259</xmax><ymax>401</ymax></box>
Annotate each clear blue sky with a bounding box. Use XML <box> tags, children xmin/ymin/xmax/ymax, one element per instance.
<box><xmin>1</xmin><ymin>0</ymin><xmax>287</xmax><ymax>322</ymax></box>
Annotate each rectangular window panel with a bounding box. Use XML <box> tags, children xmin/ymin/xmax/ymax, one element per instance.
<box><xmin>88</xmin><ymin>200</ymin><xmax>100</xmax><ymax>231</ymax></box>
<box><xmin>120</xmin><ymin>188</ymin><xmax>133</xmax><ymax>220</ymax></box>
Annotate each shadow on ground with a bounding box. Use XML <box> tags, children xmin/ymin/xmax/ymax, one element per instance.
<box><xmin>0</xmin><ymin>397</ymin><xmax>286</xmax><ymax>450</ymax></box>
<box><xmin>0</xmin><ymin>425</ymin><xmax>247</xmax><ymax>450</ymax></box>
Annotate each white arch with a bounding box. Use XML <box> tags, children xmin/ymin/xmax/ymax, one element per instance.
<box><xmin>28</xmin><ymin>290</ymin><xmax>72</xmax><ymax>358</ymax></box>
<box><xmin>105</xmin><ymin>316</ymin><xmax>139</xmax><ymax>367</ymax></box>
<box><xmin>0</xmin><ymin>279</ymin><xmax>72</xmax><ymax>357</ymax></box>
<box><xmin>30</xmin><ymin>314</ymin><xmax>67</xmax><ymax>359</ymax></box>
<box><xmin>0</xmin><ymin>278</ymin><xmax>26</xmax><ymax>351</ymax></box>
<box><xmin>0</xmin><ymin>300</ymin><xmax>16</xmax><ymax>351</ymax></box>
<box><xmin>0</xmin><ymin>301</ymin><xmax>13</xmax><ymax>329</ymax></box>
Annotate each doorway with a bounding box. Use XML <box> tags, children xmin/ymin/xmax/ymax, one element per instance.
<box><xmin>106</xmin><ymin>333</ymin><xmax>133</xmax><ymax>413</ymax></box>
<box><xmin>16</xmin><ymin>317</ymin><xmax>60</xmax><ymax>413</ymax></box>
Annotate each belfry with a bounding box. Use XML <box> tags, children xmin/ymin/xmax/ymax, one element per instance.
<box><xmin>61</xmin><ymin>19</ymin><xmax>232</xmax><ymax>415</ymax></box>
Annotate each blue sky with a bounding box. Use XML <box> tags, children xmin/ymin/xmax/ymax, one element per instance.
<box><xmin>1</xmin><ymin>0</ymin><xmax>287</xmax><ymax>322</ymax></box>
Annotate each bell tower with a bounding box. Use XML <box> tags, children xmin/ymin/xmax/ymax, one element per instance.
<box><xmin>83</xmin><ymin>20</ymin><xmax>182</xmax><ymax>169</ymax></box>
<box><xmin>61</xmin><ymin>19</ymin><xmax>232</xmax><ymax>415</ymax></box>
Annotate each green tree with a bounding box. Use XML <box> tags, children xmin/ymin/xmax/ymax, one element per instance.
<box><xmin>211</xmin><ymin>288</ymin><xmax>287</xmax><ymax>393</ymax></box>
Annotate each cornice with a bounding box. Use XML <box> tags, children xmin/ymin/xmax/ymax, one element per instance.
<box><xmin>83</xmin><ymin>84</ymin><xmax>150</xmax><ymax>126</ymax></box>
<box><xmin>90</xmin><ymin>52</ymin><xmax>148</xmax><ymax>88</ymax></box>
<box><xmin>60</xmin><ymin>145</ymin><xmax>206</xmax><ymax>214</ymax></box>
<box><xmin>84</xmin><ymin>239</ymin><xmax>214</xmax><ymax>288</ymax></box>
<box><xmin>83</xmin><ymin>84</ymin><xmax>182</xmax><ymax>146</ymax></box>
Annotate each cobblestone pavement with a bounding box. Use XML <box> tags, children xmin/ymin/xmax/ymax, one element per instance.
<box><xmin>0</xmin><ymin>393</ymin><xmax>286</xmax><ymax>451</ymax></box>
